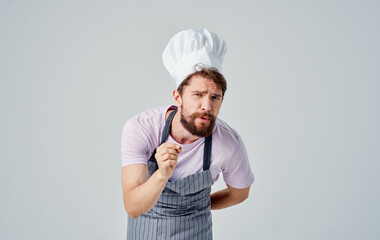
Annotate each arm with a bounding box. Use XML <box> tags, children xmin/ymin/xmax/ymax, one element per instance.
<box><xmin>121</xmin><ymin>164</ymin><xmax>168</xmax><ymax>218</ymax></box>
<box><xmin>210</xmin><ymin>184</ymin><xmax>250</xmax><ymax>210</ymax></box>
<box><xmin>121</xmin><ymin>143</ymin><xmax>182</xmax><ymax>218</ymax></box>
<box><xmin>212</xmin><ymin>132</ymin><xmax>254</xmax><ymax>210</ymax></box>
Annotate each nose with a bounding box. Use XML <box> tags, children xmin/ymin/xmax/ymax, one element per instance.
<box><xmin>201</xmin><ymin>98</ymin><xmax>212</xmax><ymax>112</ymax></box>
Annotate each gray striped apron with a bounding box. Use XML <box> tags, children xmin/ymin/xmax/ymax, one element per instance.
<box><xmin>127</xmin><ymin>109</ymin><xmax>214</xmax><ymax>240</ymax></box>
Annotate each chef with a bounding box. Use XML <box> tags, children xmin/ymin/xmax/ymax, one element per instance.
<box><xmin>121</xmin><ymin>28</ymin><xmax>255</xmax><ymax>240</ymax></box>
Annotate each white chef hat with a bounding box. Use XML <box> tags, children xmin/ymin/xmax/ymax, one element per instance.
<box><xmin>162</xmin><ymin>28</ymin><xmax>227</xmax><ymax>87</ymax></box>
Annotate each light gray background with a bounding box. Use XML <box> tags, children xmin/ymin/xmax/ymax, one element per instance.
<box><xmin>1</xmin><ymin>0</ymin><xmax>379</xmax><ymax>239</ymax></box>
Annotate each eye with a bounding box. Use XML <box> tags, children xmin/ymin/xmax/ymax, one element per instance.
<box><xmin>193</xmin><ymin>93</ymin><xmax>202</xmax><ymax>97</ymax></box>
<box><xmin>212</xmin><ymin>96</ymin><xmax>221</xmax><ymax>100</ymax></box>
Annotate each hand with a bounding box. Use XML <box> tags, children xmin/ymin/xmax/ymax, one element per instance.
<box><xmin>155</xmin><ymin>142</ymin><xmax>182</xmax><ymax>180</ymax></box>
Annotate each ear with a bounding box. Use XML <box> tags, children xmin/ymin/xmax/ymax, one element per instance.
<box><xmin>173</xmin><ymin>90</ymin><xmax>182</xmax><ymax>106</ymax></box>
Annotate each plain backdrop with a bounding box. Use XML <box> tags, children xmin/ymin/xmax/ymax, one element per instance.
<box><xmin>1</xmin><ymin>0</ymin><xmax>379</xmax><ymax>239</ymax></box>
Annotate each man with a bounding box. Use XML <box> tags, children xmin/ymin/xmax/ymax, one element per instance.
<box><xmin>121</xmin><ymin>28</ymin><xmax>255</xmax><ymax>240</ymax></box>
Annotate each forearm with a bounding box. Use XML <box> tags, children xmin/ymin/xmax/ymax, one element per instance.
<box><xmin>210</xmin><ymin>188</ymin><xmax>246</xmax><ymax>210</ymax></box>
<box><xmin>124</xmin><ymin>170</ymin><xmax>168</xmax><ymax>218</ymax></box>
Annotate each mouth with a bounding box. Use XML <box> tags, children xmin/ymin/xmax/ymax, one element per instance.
<box><xmin>198</xmin><ymin>116</ymin><xmax>211</xmax><ymax>122</ymax></box>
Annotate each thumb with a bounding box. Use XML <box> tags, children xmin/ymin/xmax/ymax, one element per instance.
<box><xmin>176</xmin><ymin>145</ymin><xmax>182</xmax><ymax>153</ymax></box>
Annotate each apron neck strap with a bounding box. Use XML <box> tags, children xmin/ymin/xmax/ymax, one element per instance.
<box><xmin>161</xmin><ymin>108</ymin><xmax>177</xmax><ymax>144</ymax></box>
<box><xmin>203</xmin><ymin>134</ymin><xmax>212</xmax><ymax>171</ymax></box>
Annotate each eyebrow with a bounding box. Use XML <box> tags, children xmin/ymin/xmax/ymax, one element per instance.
<box><xmin>191</xmin><ymin>90</ymin><xmax>222</xmax><ymax>98</ymax></box>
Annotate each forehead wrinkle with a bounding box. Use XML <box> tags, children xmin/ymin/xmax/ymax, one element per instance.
<box><xmin>191</xmin><ymin>90</ymin><xmax>221</xmax><ymax>96</ymax></box>
<box><xmin>186</xmin><ymin>76</ymin><xmax>223</xmax><ymax>95</ymax></box>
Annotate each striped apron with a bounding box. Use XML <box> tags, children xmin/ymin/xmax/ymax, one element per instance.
<box><xmin>127</xmin><ymin>109</ymin><xmax>214</xmax><ymax>240</ymax></box>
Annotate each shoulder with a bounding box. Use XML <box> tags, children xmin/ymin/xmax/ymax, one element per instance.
<box><xmin>127</xmin><ymin>105</ymin><xmax>168</xmax><ymax>123</ymax></box>
<box><xmin>122</xmin><ymin>105</ymin><xmax>170</xmax><ymax>132</ymax></box>
<box><xmin>121</xmin><ymin>106</ymin><xmax>172</xmax><ymax>167</ymax></box>
<box><xmin>121</xmin><ymin>105</ymin><xmax>174</xmax><ymax>145</ymax></box>
<box><xmin>212</xmin><ymin>118</ymin><xmax>248</xmax><ymax>168</ymax></box>
<box><xmin>213</xmin><ymin>118</ymin><xmax>242</xmax><ymax>146</ymax></box>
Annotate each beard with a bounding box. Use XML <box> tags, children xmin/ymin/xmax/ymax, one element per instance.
<box><xmin>180</xmin><ymin>107</ymin><xmax>216</xmax><ymax>137</ymax></box>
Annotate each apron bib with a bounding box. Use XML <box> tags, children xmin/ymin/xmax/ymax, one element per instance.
<box><xmin>127</xmin><ymin>109</ymin><xmax>214</xmax><ymax>240</ymax></box>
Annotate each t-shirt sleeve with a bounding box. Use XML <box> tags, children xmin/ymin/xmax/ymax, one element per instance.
<box><xmin>222</xmin><ymin>135</ymin><xmax>255</xmax><ymax>188</ymax></box>
<box><xmin>121</xmin><ymin>119</ymin><xmax>151</xmax><ymax>167</ymax></box>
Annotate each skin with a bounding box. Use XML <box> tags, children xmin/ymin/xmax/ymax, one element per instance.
<box><xmin>121</xmin><ymin>75</ymin><xmax>250</xmax><ymax>218</ymax></box>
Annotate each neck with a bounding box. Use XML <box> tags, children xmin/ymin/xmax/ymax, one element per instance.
<box><xmin>167</xmin><ymin>109</ymin><xmax>200</xmax><ymax>144</ymax></box>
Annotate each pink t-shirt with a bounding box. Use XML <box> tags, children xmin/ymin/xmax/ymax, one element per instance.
<box><xmin>121</xmin><ymin>105</ymin><xmax>255</xmax><ymax>189</ymax></box>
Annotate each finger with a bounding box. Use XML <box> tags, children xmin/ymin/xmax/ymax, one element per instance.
<box><xmin>161</xmin><ymin>142</ymin><xmax>182</xmax><ymax>150</ymax></box>
<box><xmin>175</xmin><ymin>145</ymin><xmax>182</xmax><ymax>153</ymax></box>
<box><xmin>162</xmin><ymin>160</ymin><xmax>177</xmax><ymax>168</ymax></box>
<box><xmin>158</xmin><ymin>147</ymin><xmax>179</xmax><ymax>156</ymax></box>
<box><xmin>157</xmin><ymin>153</ymin><xmax>178</xmax><ymax>162</ymax></box>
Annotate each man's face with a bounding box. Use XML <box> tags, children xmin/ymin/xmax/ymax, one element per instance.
<box><xmin>175</xmin><ymin>75</ymin><xmax>224</xmax><ymax>137</ymax></box>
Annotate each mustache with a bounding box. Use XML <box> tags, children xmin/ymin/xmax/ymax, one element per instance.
<box><xmin>191</xmin><ymin>112</ymin><xmax>215</xmax><ymax>119</ymax></box>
